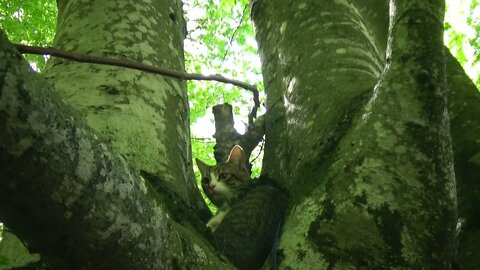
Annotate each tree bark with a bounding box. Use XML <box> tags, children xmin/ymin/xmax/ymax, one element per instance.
<box><xmin>252</xmin><ymin>0</ymin><xmax>456</xmax><ymax>268</ymax></box>
<box><xmin>251</xmin><ymin>0</ymin><xmax>384</xmax><ymax>188</ymax></box>
<box><xmin>46</xmin><ymin>0</ymin><xmax>205</xmax><ymax>212</ymax></box>
<box><xmin>445</xmin><ymin>49</ymin><xmax>480</xmax><ymax>269</ymax></box>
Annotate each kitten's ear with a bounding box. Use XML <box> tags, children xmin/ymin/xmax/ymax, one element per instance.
<box><xmin>226</xmin><ymin>145</ymin><xmax>246</xmax><ymax>168</ymax></box>
<box><xmin>195</xmin><ymin>158</ymin><xmax>211</xmax><ymax>177</ymax></box>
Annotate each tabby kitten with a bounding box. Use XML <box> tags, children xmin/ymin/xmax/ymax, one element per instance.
<box><xmin>195</xmin><ymin>145</ymin><xmax>254</xmax><ymax>231</ymax></box>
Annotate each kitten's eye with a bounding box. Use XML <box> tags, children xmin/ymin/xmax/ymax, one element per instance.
<box><xmin>219</xmin><ymin>173</ymin><xmax>228</xmax><ymax>180</ymax></box>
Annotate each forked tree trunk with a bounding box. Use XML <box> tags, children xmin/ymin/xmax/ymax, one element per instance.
<box><xmin>252</xmin><ymin>0</ymin><xmax>459</xmax><ymax>268</ymax></box>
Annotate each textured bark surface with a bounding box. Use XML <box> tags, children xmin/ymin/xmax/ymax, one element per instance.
<box><xmin>252</xmin><ymin>0</ymin><xmax>383</xmax><ymax>190</ymax></box>
<box><xmin>252</xmin><ymin>0</ymin><xmax>457</xmax><ymax>268</ymax></box>
<box><xmin>445</xmin><ymin>50</ymin><xmax>480</xmax><ymax>269</ymax></box>
<box><xmin>45</xmin><ymin>0</ymin><xmax>204</xmax><ymax>210</ymax></box>
<box><xmin>0</xmin><ymin>32</ymin><xmax>232</xmax><ymax>269</ymax></box>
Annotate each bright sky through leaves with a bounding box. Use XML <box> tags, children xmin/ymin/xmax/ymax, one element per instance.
<box><xmin>445</xmin><ymin>0</ymin><xmax>480</xmax><ymax>83</ymax></box>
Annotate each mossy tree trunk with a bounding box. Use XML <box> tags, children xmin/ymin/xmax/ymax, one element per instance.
<box><xmin>445</xmin><ymin>50</ymin><xmax>480</xmax><ymax>269</ymax></box>
<box><xmin>44</xmin><ymin>0</ymin><xmax>205</xmax><ymax>209</ymax></box>
<box><xmin>251</xmin><ymin>0</ymin><xmax>471</xmax><ymax>268</ymax></box>
<box><xmin>0</xmin><ymin>31</ymin><xmax>234</xmax><ymax>268</ymax></box>
<box><xmin>0</xmin><ymin>0</ymin><xmax>225</xmax><ymax>268</ymax></box>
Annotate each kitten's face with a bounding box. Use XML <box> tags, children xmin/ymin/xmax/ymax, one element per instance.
<box><xmin>201</xmin><ymin>162</ymin><xmax>251</xmax><ymax>206</ymax></box>
<box><xmin>196</xmin><ymin>146</ymin><xmax>252</xmax><ymax>207</ymax></box>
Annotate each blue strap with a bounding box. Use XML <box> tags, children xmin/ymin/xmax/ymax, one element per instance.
<box><xmin>272</xmin><ymin>221</ymin><xmax>282</xmax><ymax>270</ymax></box>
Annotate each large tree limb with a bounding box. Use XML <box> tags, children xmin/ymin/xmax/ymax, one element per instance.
<box><xmin>0</xmin><ymin>32</ymin><xmax>230</xmax><ymax>269</ymax></box>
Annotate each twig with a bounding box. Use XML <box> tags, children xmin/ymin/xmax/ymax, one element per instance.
<box><xmin>15</xmin><ymin>44</ymin><xmax>260</xmax><ymax>120</ymax></box>
<box><xmin>250</xmin><ymin>137</ymin><xmax>264</xmax><ymax>165</ymax></box>
<box><xmin>221</xmin><ymin>4</ymin><xmax>249</xmax><ymax>63</ymax></box>
<box><xmin>191</xmin><ymin>137</ymin><xmax>215</xmax><ymax>141</ymax></box>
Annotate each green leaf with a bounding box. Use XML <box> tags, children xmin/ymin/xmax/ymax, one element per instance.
<box><xmin>0</xmin><ymin>231</ymin><xmax>40</xmax><ymax>268</ymax></box>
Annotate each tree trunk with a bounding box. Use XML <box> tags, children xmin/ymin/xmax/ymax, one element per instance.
<box><xmin>0</xmin><ymin>0</ymin><xmax>225</xmax><ymax>268</ymax></box>
<box><xmin>252</xmin><ymin>0</ymin><xmax>457</xmax><ymax>268</ymax></box>
<box><xmin>0</xmin><ymin>31</ymin><xmax>232</xmax><ymax>269</ymax></box>
<box><xmin>445</xmin><ymin>49</ymin><xmax>480</xmax><ymax>269</ymax></box>
<box><xmin>45</xmin><ymin>0</ymin><xmax>205</xmax><ymax>210</ymax></box>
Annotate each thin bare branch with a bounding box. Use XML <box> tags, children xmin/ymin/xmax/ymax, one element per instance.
<box><xmin>15</xmin><ymin>44</ymin><xmax>260</xmax><ymax>120</ymax></box>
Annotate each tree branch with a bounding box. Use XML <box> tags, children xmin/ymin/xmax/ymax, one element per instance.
<box><xmin>220</xmin><ymin>4</ymin><xmax>249</xmax><ymax>63</ymax></box>
<box><xmin>15</xmin><ymin>43</ymin><xmax>260</xmax><ymax>121</ymax></box>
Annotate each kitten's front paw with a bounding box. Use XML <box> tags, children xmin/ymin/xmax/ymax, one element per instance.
<box><xmin>206</xmin><ymin>209</ymin><xmax>228</xmax><ymax>232</ymax></box>
<box><xmin>206</xmin><ymin>220</ymin><xmax>220</xmax><ymax>232</ymax></box>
